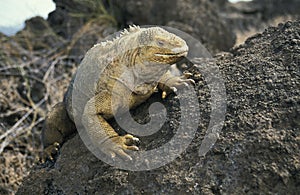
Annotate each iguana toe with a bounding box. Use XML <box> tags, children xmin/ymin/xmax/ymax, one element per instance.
<box><xmin>161</xmin><ymin>74</ymin><xmax>195</xmax><ymax>98</ymax></box>
<box><xmin>114</xmin><ymin>148</ymin><xmax>133</xmax><ymax>161</ymax></box>
<box><xmin>105</xmin><ymin>134</ymin><xmax>140</xmax><ymax>161</ymax></box>
<box><xmin>172</xmin><ymin>72</ymin><xmax>196</xmax><ymax>88</ymax></box>
<box><xmin>40</xmin><ymin>142</ymin><xmax>60</xmax><ymax>163</ymax></box>
<box><xmin>124</xmin><ymin>134</ymin><xmax>140</xmax><ymax>145</ymax></box>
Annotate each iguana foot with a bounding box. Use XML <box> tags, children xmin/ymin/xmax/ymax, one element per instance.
<box><xmin>40</xmin><ymin>142</ymin><xmax>60</xmax><ymax>163</ymax></box>
<box><xmin>161</xmin><ymin>72</ymin><xmax>195</xmax><ymax>99</ymax></box>
<box><xmin>104</xmin><ymin>134</ymin><xmax>140</xmax><ymax>161</ymax></box>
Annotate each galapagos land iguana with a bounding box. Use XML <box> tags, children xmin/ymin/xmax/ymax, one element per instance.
<box><xmin>41</xmin><ymin>25</ymin><xmax>194</xmax><ymax>162</ymax></box>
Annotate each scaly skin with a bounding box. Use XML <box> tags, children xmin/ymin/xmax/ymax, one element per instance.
<box><xmin>41</xmin><ymin>25</ymin><xmax>194</xmax><ymax>162</ymax></box>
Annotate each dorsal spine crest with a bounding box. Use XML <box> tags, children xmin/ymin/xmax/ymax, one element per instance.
<box><xmin>96</xmin><ymin>25</ymin><xmax>141</xmax><ymax>48</ymax></box>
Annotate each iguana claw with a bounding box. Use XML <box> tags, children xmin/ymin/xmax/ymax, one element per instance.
<box><xmin>40</xmin><ymin>142</ymin><xmax>60</xmax><ymax>163</ymax></box>
<box><xmin>104</xmin><ymin>134</ymin><xmax>140</xmax><ymax>161</ymax></box>
<box><xmin>161</xmin><ymin>72</ymin><xmax>195</xmax><ymax>99</ymax></box>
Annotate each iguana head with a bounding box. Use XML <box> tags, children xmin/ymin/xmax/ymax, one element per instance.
<box><xmin>137</xmin><ymin>27</ymin><xmax>189</xmax><ymax>65</ymax></box>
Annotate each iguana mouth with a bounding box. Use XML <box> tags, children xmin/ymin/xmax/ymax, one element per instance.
<box><xmin>155</xmin><ymin>51</ymin><xmax>188</xmax><ymax>57</ymax></box>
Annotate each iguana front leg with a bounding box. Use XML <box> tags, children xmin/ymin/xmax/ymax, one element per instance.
<box><xmin>82</xmin><ymin>91</ymin><xmax>139</xmax><ymax>161</ymax></box>
<box><xmin>159</xmin><ymin>69</ymin><xmax>195</xmax><ymax>99</ymax></box>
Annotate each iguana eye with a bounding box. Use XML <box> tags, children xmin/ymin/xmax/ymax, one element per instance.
<box><xmin>157</xmin><ymin>40</ymin><xmax>165</xmax><ymax>46</ymax></box>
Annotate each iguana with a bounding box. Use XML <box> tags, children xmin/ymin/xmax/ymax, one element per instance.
<box><xmin>41</xmin><ymin>25</ymin><xmax>194</xmax><ymax>162</ymax></box>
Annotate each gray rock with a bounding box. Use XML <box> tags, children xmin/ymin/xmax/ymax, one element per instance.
<box><xmin>14</xmin><ymin>16</ymin><xmax>65</xmax><ymax>51</ymax></box>
<box><xmin>112</xmin><ymin>0</ymin><xmax>236</xmax><ymax>53</ymax></box>
<box><xmin>222</xmin><ymin>0</ymin><xmax>300</xmax><ymax>32</ymax></box>
<box><xmin>48</xmin><ymin>0</ymin><xmax>237</xmax><ymax>53</ymax></box>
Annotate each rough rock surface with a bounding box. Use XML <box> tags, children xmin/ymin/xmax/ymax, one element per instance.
<box><xmin>66</xmin><ymin>21</ymin><xmax>116</xmax><ymax>62</ymax></box>
<box><xmin>112</xmin><ymin>0</ymin><xmax>236</xmax><ymax>53</ymax></box>
<box><xmin>14</xmin><ymin>17</ymin><xmax>65</xmax><ymax>51</ymax></box>
<box><xmin>251</xmin><ymin>0</ymin><xmax>300</xmax><ymax>20</ymax></box>
<box><xmin>47</xmin><ymin>0</ymin><xmax>236</xmax><ymax>54</ymax></box>
<box><xmin>17</xmin><ymin>21</ymin><xmax>300</xmax><ymax>194</ymax></box>
<box><xmin>46</xmin><ymin>0</ymin><xmax>117</xmax><ymax>61</ymax></box>
<box><xmin>222</xmin><ymin>0</ymin><xmax>300</xmax><ymax>32</ymax></box>
<box><xmin>47</xmin><ymin>0</ymin><xmax>99</xmax><ymax>39</ymax></box>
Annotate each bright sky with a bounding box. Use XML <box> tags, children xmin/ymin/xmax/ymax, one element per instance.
<box><xmin>0</xmin><ymin>0</ymin><xmax>55</xmax><ymax>27</ymax></box>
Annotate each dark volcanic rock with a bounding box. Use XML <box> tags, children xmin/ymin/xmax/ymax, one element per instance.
<box><xmin>251</xmin><ymin>0</ymin><xmax>300</xmax><ymax>20</ymax></box>
<box><xmin>66</xmin><ymin>21</ymin><xmax>116</xmax><ymax>62</ymax></box>
<box><xmin>17</xmin><ymin>21</ymin><xmax>300</xmax><ymax>194</ymax></box>
<box><xmin>47</xmin><ymin>0</ymin><xmax>96</xmax><ymax>39</ymax></box>
<box><xmin>223</xmin><ymin>0</ymin><xmax>300</xmax><ymax>32</ymax></box>
<box><xmin>112</xmin><ymin>0</ymin><xmax>236</xmax><ymax>54</ymax></box>
<box><xmin>14</xmin><ymin>16</ymin><xmax>65</xmax><ymax>51</ymax></box>
<box><xmin>48</xmin><ymin>0</ymin><xmax>236</xmax><ymax>53</ymax></box>
<box><xmin>47</xmin><ymin>0</ymin><xmax>117</xmax><ymax>61</ymax></box>
<box><xmin>48</xmin><ymin>0</ymin><xmax>117</xmax><ymax>40</ymax></box>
